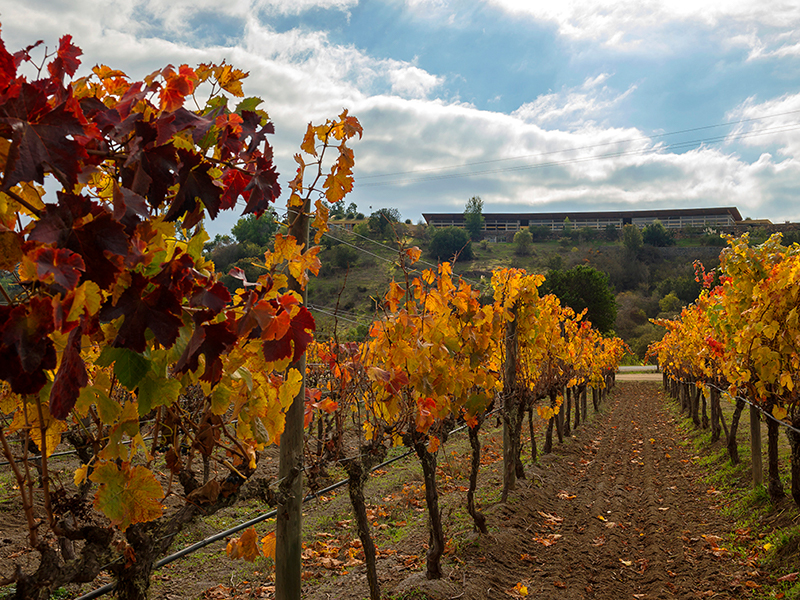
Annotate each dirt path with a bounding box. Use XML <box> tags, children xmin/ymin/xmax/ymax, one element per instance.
<box><xmin>451</xmin><ymin>381</ymin><xmax>745</xmax><ymax>599</ymax></box>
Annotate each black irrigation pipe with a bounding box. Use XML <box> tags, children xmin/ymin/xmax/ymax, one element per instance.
<box><xmin>0</xmin><ymin>437</ymin><xmax>156</xmax><ymax>468</ymax></box>
<box><xmin>74</xmin><ymin>407</ymin><xmax>504</xmax><ymax>600</ymax></box>
<box><xmin>75</xmin><ymin>446</ymin><xmax>415</xmax><ymax>600</ymax></box>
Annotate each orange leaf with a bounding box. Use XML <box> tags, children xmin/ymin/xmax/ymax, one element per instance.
<box><xmin>226</xmin><ymin>527</ymin><xmax>262</xmax><ymax>561</ymax></box>
<box><xmin>261</xmin><ymin>531</ymin><xmax>276</xmax><ymax>559</ymax></box>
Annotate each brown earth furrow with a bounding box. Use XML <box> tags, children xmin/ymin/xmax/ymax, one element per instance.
<box><xmin>458</xmin><ymin>382</ymin><xmax>743</xmax><ymax>600</ymax></box>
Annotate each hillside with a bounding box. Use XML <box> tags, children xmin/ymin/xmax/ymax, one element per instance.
<box><xmin>302</xmin><ymin>225</ymin><xmax>728</xmax><ymax>361</ymax></box>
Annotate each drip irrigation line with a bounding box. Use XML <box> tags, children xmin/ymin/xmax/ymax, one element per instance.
<box><xmin>0</xmin><ymin>437</ymin><xmax>155</xmax><ymax>468</ymax></box>
<box><xmin>74</xmin><ymin>405</ymin><xmax>505</xmax><ymax>600</ymax></box>
<box><xmin>664</xmin><ymin>373</ymin><xmax>800</xmax><ymax>435</ymax></box>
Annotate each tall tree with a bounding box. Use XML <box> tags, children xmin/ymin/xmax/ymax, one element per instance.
<box><xmin>622</xmin><ymin>223</ymin><xmax>643</xmax><ymax>253</ymax></box>
<box><xmin>231</xmin><ymin>211</ymin><xmax>278</xmax><ymax>247</ymax></box>
<box><xmin>368</xmin><ymin>207</ymin><xmax>401</xmax><ymax>238</ymax></box>
<box><xmin>464</xmin><ymin>195</ymin><xmax>484</xmax><ymax>241</ymax></box>
<box><xmin>541</xmin><ymin>265</ymin><xmax>618</xmax><ymax>334</ymax></box>
<box><xmin>642</xmin><ymin>220</ymin><xmax>675</xmax><ymax>247</ymax></box>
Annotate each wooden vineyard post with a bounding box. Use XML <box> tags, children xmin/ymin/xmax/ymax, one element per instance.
<box><xmin>502</xmin><ymin>303</ymin><xmax>519</xmax><ymax>502</ymax></box>
<box><xmin>749</xmin><ymin>404</ymin><xmax>763</xmax><ymax>488</ymax></box>
<box><xmin>276</xmin><ymin>200</ymin><xmax>310</xmax><ymax>600</ymax></box>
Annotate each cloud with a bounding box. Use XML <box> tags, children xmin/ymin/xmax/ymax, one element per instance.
<box><xmin>726</xmin><ymin>93</ymin><xmax>800</xmax><ymax>157</ymax></box>
<box><xmin>484</xmin><ymin>0</ymin><xmax>800</xmax><ymax>52</ymax></box>
<box><xmin>511</xmin><ymin>74</ymin><xmax>637</xmax><ymax>129</ymax></box>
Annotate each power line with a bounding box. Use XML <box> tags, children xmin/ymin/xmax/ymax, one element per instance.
<box><xmin>357</xmin><ymin>122</ymin><xmax>800</xmax><ymax>188</ymax></box>
<box><xmin>357</xmin><ymin>108</ymin><xmax>800</xmax><ymax>182</ymax></box>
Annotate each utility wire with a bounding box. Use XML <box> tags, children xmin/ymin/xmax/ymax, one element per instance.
<box><xmin>358</xmin><ymin>123</ymin><xmax>800</xmax><ymax>188</ymax></box>
<box><xmin>357</xmin><ymin>108</ymin><xmax>800</xmax><ymax>181</ymax></box>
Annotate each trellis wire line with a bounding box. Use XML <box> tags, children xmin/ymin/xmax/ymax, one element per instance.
<box><xmin>306</xmin><ymin>303</ymin><xmax>367</xmax><ymax>326</ymax></box>
<box><xmin>663</xmin><ymin>373</ymin><xmax>800</xmax><ymax>436</ymax></box>
<box><xmin>73</xmin><ymin>405</ymin><xmax>510</xmax><ymax>600</ymax></box>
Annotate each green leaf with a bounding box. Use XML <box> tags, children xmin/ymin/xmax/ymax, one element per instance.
<box><xmin>95</xmin><ymin>388</ymin><xmax>121</xmax><ymax>423</ymax></box>
<box><xmin>90</xmin><ymin>462</ymin><xmax>164</xmax><ymax>530</ymax></box>
<box><xmin>137</xmin><ymin>372</ymin><xmax>182</xmax><ymax>416</ymax></box>
<box><xmin>235</xmin><ymin>97</ymin><xmax>262</xmax><ymax>114</ymax></box>
<box><xmin>97</xmin><ymin>347</ymin><xmax>151</xmax><ymax>390</ymax></box>
<box><xmin>210</xmin><ymin>381</ymin><xmax>232</xmax><ymax>415</ymax></box>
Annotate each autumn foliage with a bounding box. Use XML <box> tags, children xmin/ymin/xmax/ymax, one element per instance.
<box><xmin>0</xmin><ymin>25</ymin><xmax>626</xmax><ymax>600</ymax></box>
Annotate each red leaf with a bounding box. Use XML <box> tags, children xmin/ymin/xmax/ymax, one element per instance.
<box><xmin>0</xmin><ymin>33</ymin><xmax>16</xmax><ymax>86</ymax></box>
<box><xmin>1</xmin><ymin>84</ymin><xmax>88</xmax><ymax>190</ymax></box>
<box><xmin>29</xmin><ymin>196</ymin><xmax>129</xmax><ymax>289</ymax></box>
<box><xmin>100</xmin><ymin>273</ymin><xmax>182</xmax><ymax>353</ymax></box>
<box><xmin>159</xmin><ymin>65</ymin><xmax>196</xmax><ymax>113</ymax></box>
<box><xmin>242</xmin><ymin>156</ymin><xmax>280</xmax><ymax>215</ymax></box>
<box><xmin>0</xmin><ymin>298</ymin><xmax>56</xmax><ymax>394</ymax></box>
<box><xmin>47</xmin><ymin>35</ymin><xmax>82</xmax><ymax>82</ymax></box>
<box><xmin>29</xmin><ymin>246</ymin><xmax>85</xmax><ymax>293</ymax></box>
<box><xmin>50</xmin><ymin>325</ymin><xmax>88</xmax><ymax>419</ymax></box>
<box><xmin>220</xmin><ymin>168</ymin><xmax>251</xmax><ymax>211</ymax></box>
<box><xmin>175</xmin><ymin>319</ymin><xmax>238</xmax><ymax>384</ymax></box>
<box><xmin>165</xmin><ymin>149</ymin><xmax>222</xmax><ymax>225</ymax></box>
<box><xmin>261</xmin><ymin>304</ymin><xmax>315</xmax><ymax>364</ymax></box>
<box><xmin>190</xmin><ymin>281</ymin><xmax>231</xmax><ymax>314</ymax></box>
<box><xmin>155</xmin><ymin>107</ymin><xmax>213</xmax><ymax>146</ymax></box>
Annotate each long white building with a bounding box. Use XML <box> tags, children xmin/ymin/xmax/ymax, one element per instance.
<box><xmin>423</xmin><ymin>207</ymin><xmax>743</xmax><ymax>233</ymax></box>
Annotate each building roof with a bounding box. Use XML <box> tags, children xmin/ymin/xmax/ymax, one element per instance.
<box><xmin>423</xmin><ymin>207</ymin><xmax>743</xmax><ymax>222</ymax></box>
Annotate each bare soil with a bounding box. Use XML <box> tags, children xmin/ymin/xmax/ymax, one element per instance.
<box><xmin>2</xmin><ymin>381</ymin><xmax>794</xmax><ymax>599</ymax></box>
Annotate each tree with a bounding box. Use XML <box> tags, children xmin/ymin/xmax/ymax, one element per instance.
<box><xmin>528</xmin><ymin>224</ymin><xmax>550</xmax><ymax>241</ymax></box>
<box><xmin>345</xmin><ymin>202</ymin><xmax>359</xmax><ymax>219</ymax></box>
<box><xmin>604</xmin><ymin>223</ymin><xmax>619</xmax><ymax>242</ymax></box>
<box><xmin>231</xmin><ymin>211</ymin><xmax>278</xmax><ymax>247</ymax></box>
<box><xmin>429</xmin><ymin>227</ymin><xmax>473</xmax><ymax>262</ymax></box>
<box><xmin>642</xmin><ymin>220</ymin><xmax>675</xmax><ymax>247</ymax></box>
<box><xmin>464</xmin><ymin>195</ymin><xmax>484</xmax><ymax>241</ymax></box>
<box><xmin>541</xmin><ymin>265</ymin><xmax>618</xmax><ymax>333</ymax></box>
<box><xmin>513</xmin><ymin>229</ymin><xmax>533</xmax><ymax>255</ymax></box>
<box><xmin>368</xmin><ymin>207</ymin><xmax>401</xmax><ymax>238</ymax></box>
<box><xmin>622</xmin><ymin>224</ymin><xmax>643</xmax><ymax>253</ymax></box>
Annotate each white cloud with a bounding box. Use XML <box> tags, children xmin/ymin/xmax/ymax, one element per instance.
<box><xmin>2</xmin><ymin>0</ymin><xmax>799</xmax><ymax>231</ymax></box>
<box><xmin>726</xmin><ymin>93</ymin><xmax>800</xmax><ymax>157</ymax></box>
<box><xmin>484</xmin><ymin>0</ymin><xmax>800</xmax><ymax>52</ymax></box>
<box><xmin>512</xmin><ymin>74</ymin><xmax>636</xmax><ymax>129</ymax></box>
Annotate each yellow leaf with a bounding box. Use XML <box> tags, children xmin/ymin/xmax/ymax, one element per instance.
<box><xmin>74</xmin><ymin>464</ymin><xmax>89</xmax><ymax>486</ymax></box>
<box><xmin>279</xmin><ymin>369</ymin><xmax>303</xmax><ymax>410</ymax></box>
<box><xmin>67</xmin><ymin>281</ymin><xmax>103</xmax><ymax>322</ymax></box>
<box><xmin>90</xmin><ymin>462</ymin><xmax>164</xmax><ymax>530</ymax></box>
<box><xmin>773</xmin><ymin>405</ymin><xmax>788</xmax><ymax>421</ymax></box>
<box><xmin>261</xmin><ymin>531</ymin><xmax>276</xmax><ymax>559</ymax></box>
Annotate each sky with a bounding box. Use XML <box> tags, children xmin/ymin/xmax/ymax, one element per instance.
<box><xmin>3</xmin><ymin>0</ymin><xmax>800</xmax><ymax>237</ymax></box>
